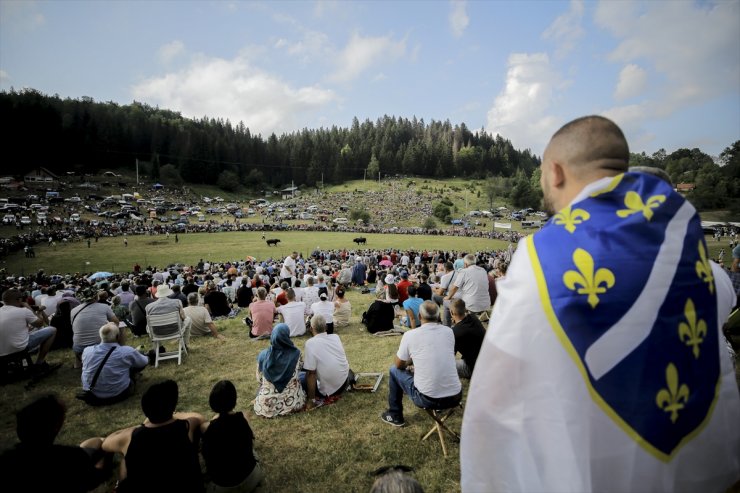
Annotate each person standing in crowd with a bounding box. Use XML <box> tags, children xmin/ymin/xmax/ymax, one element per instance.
<box><xmin>461</xmin><ymin>115</ymin><xmax>740</xmax><ymax>491</ymax></box>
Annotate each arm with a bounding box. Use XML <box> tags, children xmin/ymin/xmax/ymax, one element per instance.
<box><xmin>207</xmin><ymin>322</ymin><xmax>224</xmax><ymax>339</ymax></box>
<box><xmin>23</xmin><ymin>304</ymin><xmax>48</xmax><ymax>328</ymax></box>
<box><xmin>305</xmin><ymin>370</ymin><xmax>318</xmax><ymax>409</ymax></box>
<box><xmin>406</xmin><ymin>308</ymin><xmax>417</xmax><ymax>329</ymax></box>
<box><xmin>445</xmin><ymin>285</ymin><xmax>459</xmax><ymax>301</ymax></box>
<box><xmin>394</xmin><ymin>355</ymin><xmax>409</xmax><ymax>370</ymax></box>
<box><xmin>102</xmin><ymin>426</ymin><xmax>135</xmax><ymax>455</ymax></box>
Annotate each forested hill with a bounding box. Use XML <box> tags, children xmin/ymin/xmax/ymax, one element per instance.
<box><xmin>0</xmin><ymin>89</ymin><xmax>540</xmax><ymax>188</ymax></box>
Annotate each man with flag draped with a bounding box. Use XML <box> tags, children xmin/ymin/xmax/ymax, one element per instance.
<box><xmin>461</xmin><ymin>116</ymin><xmax>740</xmax><ymax>492</ymax></box>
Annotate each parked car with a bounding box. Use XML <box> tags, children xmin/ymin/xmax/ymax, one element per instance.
<box><xmin>70</xmin><ymin>213</ymin><xmax>81</xmax><ymax>222</ymax></box>
<box><xmin>20</xmin><ymin>216</ymin><xmax>31</xmax><ymax>225</ymax></box>
<box><xmin>2</xmin><ymin>214</ymin><xmax>15</xmax><ymax>224</ymax></box>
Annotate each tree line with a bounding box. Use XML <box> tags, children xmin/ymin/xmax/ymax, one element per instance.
<box><xmin>0</xmin><ymin>88</ymin><xmax>539</xmax><ymax>188</ymax></box>
<box><xmin>1</xmin><ymin>88</ymin><xmax>737</xmax><ymax>213</ymax></box>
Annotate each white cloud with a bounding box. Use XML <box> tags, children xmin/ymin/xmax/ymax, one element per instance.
<box><xmin>330</xmin><ymin>32</ymin><xmax>406</xmax><ymax>83</ymax></box>
<box><xmin>131</xmin><ymin>55</ymin><xmax>336</xmax><ymax>136</ymax></box>
<box><xmin>614</xmin><ymin>64</ymin><xmax>647</xmax><ymax>101</ymax></box>
<box><xmin>486</xmin><ymin>53</ymin><xmax>563</xmax><ymax>152</ymax></box>
<box><xmin>449</xmin><ymin>0</ymin><xmax>469</xmax><ymax>38</ymax></box>
<box><xmin>542</xmin><ymin>0</ymin><xmax>584</xmax><ymax>57</ymax></box>
<box><xmin>276</xmin><ymin>30</ymin><xmax>331</xmax><ymax>63</ymax></box>
<box><xmin>158</xmin><ymin>40</ymin><xmax>185</xmax><ymax>64</ymax></box>
<box><xmin>596</xmin><ymin>1</ymin><xmax>739</xmax><ymax>127</ymax></box>
<box><xmin>372</xmin><ymin>73</ymin><xmax>387</xmax><ymax>83</ymax></box>
<box><xmin>0</xmin><ymin>70</ymin><xmax>9</xmax><ymax>82</ymax></box>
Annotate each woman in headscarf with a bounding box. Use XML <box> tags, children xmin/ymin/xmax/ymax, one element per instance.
<box><xmin>254</xmin><ymin>324</ymin><xmax>306</xmax><ymax>418</ymax></box>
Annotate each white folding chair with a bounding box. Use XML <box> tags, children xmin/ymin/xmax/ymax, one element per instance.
<box><xmin>146</xmin><ymin>312</ymin><xmax>188</xmax><ymax>367</ymax></box>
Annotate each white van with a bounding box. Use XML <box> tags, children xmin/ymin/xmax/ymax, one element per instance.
<box><xmin>332</xmin><ymin>217</ymin><xmax>348</xmax><ymax>224</ymax></box>
<box><xmin>521</xmin><ymin>220</ymin><xmax>542</xmax><ymax>229</ymax></box>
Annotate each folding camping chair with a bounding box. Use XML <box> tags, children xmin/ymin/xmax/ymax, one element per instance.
<box><xmin>146</xmin><ymin>312</ymin><xmax>189</xmax><ymax>367</ymax></box>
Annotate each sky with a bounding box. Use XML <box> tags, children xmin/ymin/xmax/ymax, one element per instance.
<box><xmin>1</xmin><ymin>0</ymin><xmax>738</xmax><ymax>158</ymax></box>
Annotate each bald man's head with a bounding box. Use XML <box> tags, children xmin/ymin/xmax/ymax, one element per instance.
<box><xmin>549</xmin><ymin>115</ymin><xmax>629</xmax><ymax>171</ymax></box>
<box><xmin>540</xmin><ymin>115</ymin><xmax>629</xmax><ymax>213</ymax></box>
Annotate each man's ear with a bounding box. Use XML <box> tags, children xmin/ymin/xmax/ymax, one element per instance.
<box><xmin>551</xmin><ymin>161</ymin><xmax>566</xmax><ymax>189</ymax></box>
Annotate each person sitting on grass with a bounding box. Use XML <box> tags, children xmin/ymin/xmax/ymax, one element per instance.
<box><xmin>449</xmin><ymin>298</ymin><xmax>486</xmax><ymax>379</ymax></box>
<box><xmin>362</xmin><ymin>289</ymin><xmax>396</xmax><ymax>334</ymax></box>
<box><xmin>201</xmin><ymin>380</ymin><xmax>265</xmax><ymax>492</ymax></box>
<box><xmin>248</xmin><ymin>287</ymin><xmax>276</xmax><ymax>339</ymax></box>
<box><xmin>301</xmin><ymin>315</ymin><xmax>352</xmax><ymax>410</ymax></box>
<box><xmin>254</xmin><ymin>324</ymin><xmax>306</xmax><ymax>418</ymax></box>
<box><xmin>72</xmin><ymin>288</ymin><xmax>119</xmax><ymax>369</ymax></box>
<box><xmin>380</xmin><ymin>301</ymin><xmax>462</xmax><ymax>427</ymax></box>
<box><xmin>302</xmin><ymin>276</ymin><xmax>320</xmax><ymax>317</ymax></box>
<box><xmin>277</xmin><ymin>288</ymin><xmax>306</xmax><ymax>337</ymax></box>
<box><xmin>204</xmin><ymin>281</ymin><xmax>231</xmax><ymax>318</ymax></box>
<box><xmin>0</xmin><ymin>394</ymin><xmax>110</xmax><ymax>493</ymax></box>
<box><xmin>0</xmin><ymin>287</ymin><xmax>58</xmax><ymax>372</ymax></box>
<box><xmin>401</xmin><ymin>285</ymin><xmax>423</xmax><ymax>329</ymax></box>
<box><xmin>333</xmin><ymin>287</ymin><xmax>352</xmax><ymax>328</ymax></box>
<box><xmin>80</xmin><ymin>322</ymin><xmax>149</xmax><ymax>406</ymax></box>
<box><xmin>183</xmin><ymin>293</ymin><xmax>225</xmax><ymax>340</ymax></box>
<box><xmin>102</xmin><ymin>379</ymin><xmax>205</xmax><ymax>493</ymax></box>
<box><xmin>128</xmin><ymin>285</ymin><xmax>154</xmax><ymax>337</ymax></box>
<box><xmin>310</xmin><ymin>292</ymin><xmax>335</xmax><ymax>334</ymax></box>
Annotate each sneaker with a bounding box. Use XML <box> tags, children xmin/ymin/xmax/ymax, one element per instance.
<box><xmin>380</xmin><ymin>410</ymin><xmax>405</xmax><ymax>427</ymax></box>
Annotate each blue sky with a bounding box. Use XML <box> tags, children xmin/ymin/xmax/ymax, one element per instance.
<box><xmin>1</xmin><ymin>0</ymin><xmax>738</xmax><ymax>157</ymax></box>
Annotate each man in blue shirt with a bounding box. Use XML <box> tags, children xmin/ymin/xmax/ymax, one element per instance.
<box><xmin>402</xmin><ymin>286</ymin><xmax>424</xmax><ymax>329</ymax></box>
<box><xmin>81</xmin><ymin>322</ymin><xmax>148</xmax><ymax>406</ymax></box>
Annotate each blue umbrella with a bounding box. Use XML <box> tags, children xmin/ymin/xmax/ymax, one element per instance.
<box><xmin>88</xmin><ymin>271</ymin><xmax>113</xmax><ymax>281</ymax></box>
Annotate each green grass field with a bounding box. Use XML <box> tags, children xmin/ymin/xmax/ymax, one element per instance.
<box><xmin>1</xmin><ymin>231</ymin><xmax>513</xmax><ymax>277</ymax></box>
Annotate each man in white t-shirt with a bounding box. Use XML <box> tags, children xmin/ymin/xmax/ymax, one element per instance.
<box><xmin>380</xmin><ymin>301</ymin><xmax>462</xmax><ymax>427</ymax></box>
<box><xmin>310</xmin><ymin>292</ymin><xmax>335</xmax><ymax>334</ymax></box>
<box><xmin>280</xmin><ymin>252</ymin><xmax>298</xmax><ymax>285</ymax></box>
<box><xmin>277</xmin><ymin>289</ymin><xmax>306</xmax><ymax>337</ymax></box>
<box><xmin>445</xmin><ymin>254</ymin><xmax>490</xmax><ymax>314</ymax></box>
<box><xmin>301</xmin><ymin>314</ymin><xmax>351</xmax><ymax>410</ymax></box>
<box><xmin>433</xmin><ymin>261</ymin><xmax>457</xmax><ymax>326</ymax></box>
<box><xmin>0</xmin><ymin>288</ymin><xmax>58</xmax><ymax>369</ymax></box>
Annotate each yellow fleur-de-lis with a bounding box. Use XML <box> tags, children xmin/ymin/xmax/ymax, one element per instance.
<box><xmin>656</xmin><ymin>363</ymin><xmax>690</xmax><ymax>424</ymax></box>
<box><xmin>552</xmin><ymin>206</ymin><xmax>590</xmax><ymax>234</ymax></box>
<box><xmin>562</xmin><ymin>248</ymin><xmax>615</xmax><ymax>308</ymax></box>
<box><xmin>678</xmin><ymin>299</ymin><xmax>707</xmax><ymax>359</ymax></box>
<box><xmin>616</xmin><ymin>191</ymin><xmax>666</xmax><ymax>221</ymax></box>
<box><xmin>695</xmin><ymin>241</ymin><xmax>715</xmax><ymax>294</ymax></box>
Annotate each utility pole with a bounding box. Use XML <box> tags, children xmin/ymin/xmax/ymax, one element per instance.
<box><xmin>136</xmin><ymin>158</ymin><xmax>139</xmax><ymax>185</ymax></box>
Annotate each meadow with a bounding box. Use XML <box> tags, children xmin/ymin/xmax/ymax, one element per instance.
<box><xmin>1</xmin><ymin>230</ymin><xmax>513</xmax><ymax>278</ymax></box>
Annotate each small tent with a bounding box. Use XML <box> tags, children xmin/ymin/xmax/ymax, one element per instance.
<box><xmin>152</xmin><ymin>183</ymin><xmax>164</xmax><ymax>190</ymax></box>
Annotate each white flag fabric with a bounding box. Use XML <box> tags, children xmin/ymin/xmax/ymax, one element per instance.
<box><xmin>461</xmin><ymin>174</ymin><xmax>740</xmax><ymax>492</ymax></box>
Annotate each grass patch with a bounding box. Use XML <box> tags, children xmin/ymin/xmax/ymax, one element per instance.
<box><xmin>1</xmin><ymin>230</ymin><xmax>512</xmax><ymax>277</ymax></box>
<box><xmin>0</xmin><ymin>290</ymin><xmax>466</xmax><ymax>493</ymax></box>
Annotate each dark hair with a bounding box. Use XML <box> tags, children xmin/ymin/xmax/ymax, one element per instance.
<box><xmin>335</xmin><ymin>287</ymin><xmax>345</xmax><ymax>298</ymax></box>
<box><xmin>16</xmin><ymin>394</ymin><xmax>65</xmax><ymax>445</ymax></box>
<box><xmin>141</xmin><ymin>380</ymin><xmax>179</xmax><ymax>424</ymax></box>
<box><xmin>135</xmin><ymin>285</ymin><xmax>148</xmax><ymax>297</ymax></box>
<box><xmin>407</xmin><ymin>285</ymin><xmax>417</xmax><ymax>297</ymax></box>
<box><xmin>209</xmin><ymin>380</ymin><xmax>237</xmax><ymax>414</ymax></box>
